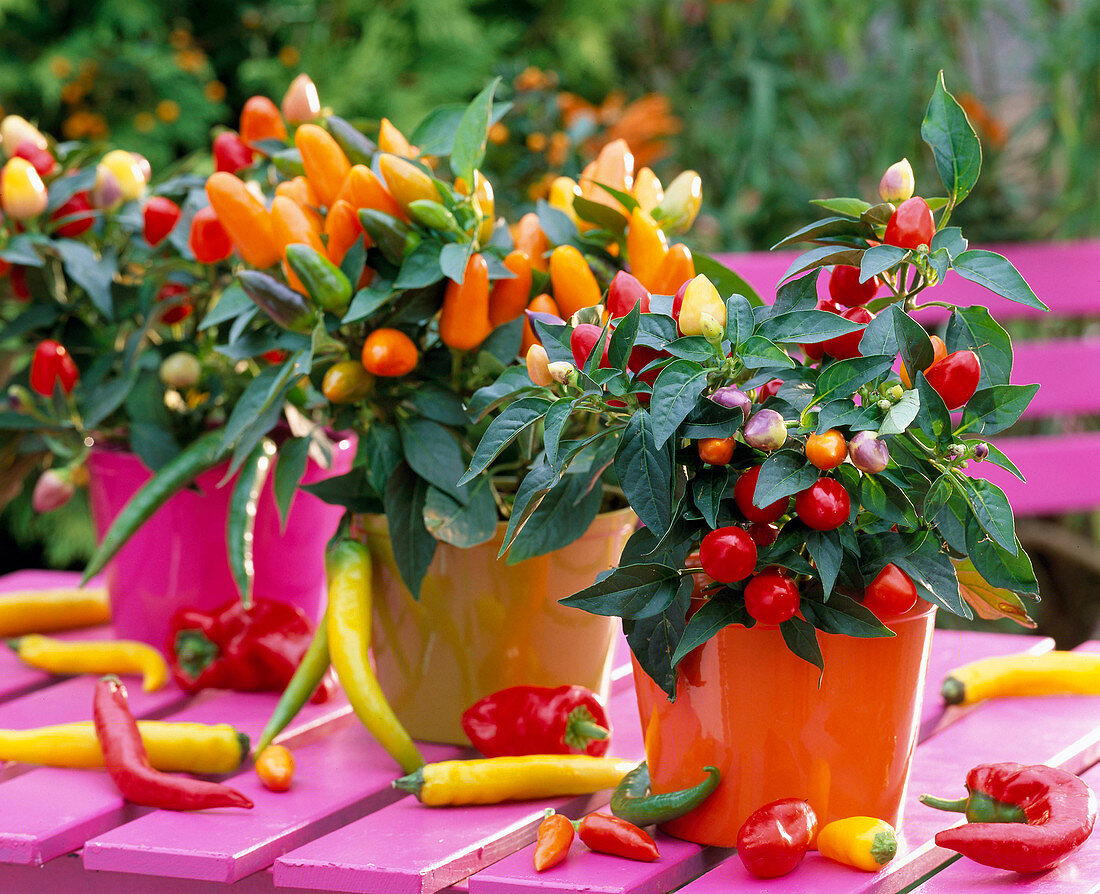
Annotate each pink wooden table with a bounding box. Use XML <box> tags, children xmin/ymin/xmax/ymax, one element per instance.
<box><xmin>0</xmin><ymin>570</ymin><xmax>1097</xmax><ymax>894</ymax></box>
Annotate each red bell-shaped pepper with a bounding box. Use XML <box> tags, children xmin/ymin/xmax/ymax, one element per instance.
<box><xmin>30</xmin><ymin>340</ymin><xmax>79</xmax><ymax>396</ymax></box>
<box><xmin>461</xmin><ymin>684</ymin><xmax>612</xmax><ymax>757</ymax></box>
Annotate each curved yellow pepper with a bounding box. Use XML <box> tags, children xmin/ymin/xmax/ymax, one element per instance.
<box><xmin>10</xmin><ymin>634</ymin><xmax>168</xmax><ymax>692</ymax></box>
<box><xmin>0</xmin><ymin>721</ymin><xmax>247</xmax><ymax>774</ymax></box>
<box><xmin>942</xmin><ymin>651</ymin><xmax>1100</xmax><ymax>706</ymax></box>
<box><xmin>0</xmin><ymin>588</ymin><xmax>111</xmax><ymax>638</ymax></box>
<box><xmin>378</xmin><ymin>154</ymin><xmax>439</xmax><ymax>215</ymax></box>
<box><xmin>678</xmin><ymin>274</ymin><xmax>727</xmax><ymax>337</ymax></box>
<box><xmin>326</xmin><ymin>539</ymin><xmax>424</xmax><ymax>774</ymax></box>
<box><xmin>816</xmin><ymin>816</ymin><xmax>898</xmax><ymax>871</ymax></box>
<box><xmin>395</xmin><ymin>755</ymin><xmax>637</xmax><ymax>806</ymax></box>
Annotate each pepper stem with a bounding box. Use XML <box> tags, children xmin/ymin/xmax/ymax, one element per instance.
<box><xmin>392</xmin><ymin>768</ymin><xmax>424</xmax><ymax>797</ymax></box>
<box><xmin>919</xmin><ymin>794</ymin><xmax>970</xmax><ymax>813</ymax></box>
<box><xmin>563</xmin><ymin>706</ymin><xmax>609</xmax><ymax>751</ymax></box>
<box><xmin>4</xmin><ymin>638</ymin><xmax>21</xmax><ymax>652</ymax></box>
<box><xmin>940</xmin><ymin>676</ymin><xmax>966</xmax><ymax>706</ymax></box>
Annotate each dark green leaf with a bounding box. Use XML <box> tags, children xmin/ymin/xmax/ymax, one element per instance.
<box><xmin>737</xmin><ymin>336</ymin><xmax>797</xmax><ymax>370</ymax></box>
<box><xmin>342</xmin><ymin>277</ymin><xmax>396</xmax><ymax>324</ymax></box>
<box><xmin>423</xmin><ymin>479</ymin><xmax>497</xmax><ymax>549</ymax></box>
<box><xmin>561</xmin><ymin>563</ymin><xmax>681</xmax><ymax>619</ymax></box>
<box><xmin>128</xmin><ymin>421</ymin><xmax>180</xmax><ymax>471</ymax></box>
<box><xmin>754</xmin><ymin>449</ymin><xmax>818</xmax><ymax>505</ymax></box>
<box><xmin>624</xmin><ymin>586</ymin><xmax>691</xmax><ymax>699</ymax></box>
<box><xmin>398</xmin><ymin>417</ymin><xmax>469</xmax><ymax>503</ymax></box>
<box><xmin>980</xmin><ymin>443</ymin><xmax>1025</xmax><ymax>481</ymax></box>
<box><xmin>360</xmin><ymin>424</ymin><xmax>403</xmax><ymax>496</ymax></box>
<box><xmin>814</xmin><ymin>355</ymin><xmax>895</xmax><ymax>405</ymax></box>
<box><xmin>500</xmin><ymin>461</ymin><xmax>556</xmax><ymax>555</ymax></box>
<box><xmin>460</xmin><ymin>396</ymin><xmax>551</xmax><ymax>483</ymax></box>
<box><xmin>952</xmin><ymin>250</ymin><xmax>1047</xmax><ymax>311</ymax></box>
<box><xmin>394</xmin><ymin>240</ymin><xmax>444</xmax><ymax>289</ymax></box>
<box><xmin>724</xmin><ymin>294</ymin><xmax>756</xmax><ymax>346</ymax></box>
<box><xmin>771</xmin><ymin>215</ymin><xmax>874</xmax><ymax>250</ymax></box>
<box><xmin>543</xmin><ymin>398</ymin><xmax>574</xmax><ymax>471</ymax></box>
<box><xmin>508</xmin><ymin>465</ymin><xmax>603</xmax><ymax>562</ymax></box>
<box><xmin>408</xmin><ymin>385</ymin><xmax>471</xmax><ymax>427</ymax></box>
<box><xmin>801</xmin><ymin>593</ymin><xmax>895</xmax><ymax>638</ymax></box>
<box><xmin>273</xmin><ymin>436</ymin><xmax>311</xmax><ymax>529</ymax></box>
<box><xmin>769</xmin><ymin>272</ymin><xmax>820</xmax><ymax>317</ymax></box>
<box><xmin>468</xmin><ymin>365</ymin><xmax>537</xmax><ymax>420</ymax></box>
<box><xmin>0</xmin><ymin>234</ymin><xmax>46</xmax><ymax>267</ymax></box>
<box><xmin>809</xmin><ymin>197</ymin><xmax>873</xmax><ymax>218</ymax></box>
<box><xmin>615</xmin><ymin>412</ymin><xmax>673</xmax><ymax>536</ymax></box>
<box><xmin>573</xmin><ymin>195</ymin><xmax>628</xmax><ymax>233</ymax></box>
<box><xmin>957</xmin><ymin>384</ymin><xmax>1039</xmax><ymax>436</ymax></box>
<box><xmin>219</xmin><ymin>365</ymin><xmax>289</xmax><ymax>452</ymax></box>
<box><xmin>672</xmin><ymin>597</ymin><xmax>754</xmax><ymax>667</ymax></box>
<box><xmin>758</xmin><ymin>310</ymin><xmax>863</xmax><ymax>345</ymax></box>
<box><xmin>608</xmin><ymin>301</ymin><xmax>640</xmax><ymax>369</ymax></box>
<box><xmin>55</xmin><ymin>241</ymin><xmax>116</xmax><ymax>318</ymax></box>
<box><xmin>450</xmin><ymin>78</ymin><xmax>500</xmax><ymax>186</ymax></box>
<box><xmin>439</xmin><ymin>241</ymin><xmax>475</xmax><ymax>284</ymax></box>
<box><xmin>915</xmin><ymin>372</ymin><xmax>952</xmax><ymax>444</ymax></box>
<box><xmin>411</xmin><ymin>100</ymin><xmax>511</xmax><ymax>156</ymax></box>
<box><xmin>780</xmin><ymin>616</ymin><xmax>823</xmax><ymax>674</ymax></box>
<box><xmin>966</xmin><ymin>535</ymin><xmax>1038</xmax><ymax>596</ymax></box>
<box><xmin>692</xmin><ymin>467</ymin><xmax>729</xmax><ymax>529</ymax></box>
<box><xmin>384</xmin><ymin>463</ymin><xmax>437</xmax><ymax>598</ymax></box>
<box><xmin>957</xmin><ymin>475</ymin><xmax>1017</xmax><ymax>554</ymax></box>
<box><xmin>946</xmin><ymin>306</ymin><xmax>1012</xmax><ymax>388</ymax></box>
<box><xmin>804</xmin><ymin>529</ymin><xmax>843</xmax><ymax>597</ymax></box>
<box><xmin>536</xmin><ymin>199</ymin><xmax>579</xmax><ymax>247</ymax></box>
<box><xmin>860</xmin><ymin>244</ymin><xmax>909</xmax><ymax>280</ymax></box>
<box><xmin>921</xmin><ymin>72</ymin><xmax>982</xmax><ymax>204</ymax></box>
<box><xmin>650</xmin><ymin>360</ymin><xmax>709</xmax><ymax>447</ymax></box>
<box><xmin>199</xmin><ymin>283</ymin><xmax>252</xmax><ymax>330</ymax></box>
<box><xmin>780</xmin><ymin>245</ymin><xmax>864</xmax><ymax>282</ymax></box>
<box><xmin>931</xmin><ymin>227</ymin><xmax>968</xmax><ymax>259</ymax></box>
<box><xmin>479</xmin><ymin>317</ymin><xmax>523</xmax><ymax>365</ymax></box>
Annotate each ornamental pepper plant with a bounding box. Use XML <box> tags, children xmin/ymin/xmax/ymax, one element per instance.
<box><xmin>206</xmin><ymin>77</ymin><xmax>747</xmax><ymax>598</ymax></box>
<box><xmin>471</xmin><ymin>75</ymin><xmax>1044</xmax><ymax>695</ymax></box>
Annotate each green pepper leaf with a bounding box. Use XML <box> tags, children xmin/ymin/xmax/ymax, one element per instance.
<box><xmin>957</xmin><ymin>384</ymin><xmax>1039</xmax><ymax>436</ymax></box>
<box><xmin>399</xmin><ymin>417</ymin><xmax>470</xmax><ymax>503</ymax></box>
<box><xmin>649</xmin><ymin>360</ymin><xmax>709</xmax><ymax>448</ymax></box>
<box><xmin>615</xmin><ymin>411</ymin><xmax>673</xmax><ymax>537</ymax></box>
<box><xmin>273</xmin><ymin>435</ymin><xmax>311</xmax><ymax>530</ymax></box>
<box><xmin>737</xmin><ymin>336</ymin><xmax>797</xmax><ymax>370</ymax></box>
<box><xmin>951</xmin><ymin>250</ymin><xmax>1047</xmax><ymax>311</ymax></box>
<box><xmin>624</xmin><ymin>584</ymin><xmax>691</xmax><ymax>700</ymax></box>
<box><xmin>383</xmin><ymin>463</ymin><xmax>437</xmax><ymax>598</ymax></box>
<box><xmin>878</xmin><ymin>390</ymin><xmax>921</xmax><ymax>437</ymax></box>
<box><xmin>780</xmin><ymin>616</ymin><xmax>823</xmax><ymax>674</ymax></box>
<box><xmin>423</xmin><ymin>479</ymin><xmax>497</xmax><ymax>549</ymax></box>
<box><xmin>671</xmin><ymin>596</ymin><xmax>755</xmax><ymax>668</ymax></box>
<box><xmin>801</xmin><ymin>593</ymin><xmax>895</xmax><ymax>638</ymax></box>
<box><xmin>915</xmin><ymin>371</ymin><xmax>952</xmax><ymax>444</ymax></box>
<box><xmin>754</xmin><ymin>449</ymin><xmax>817</xmax><ymax>506</ymax></box>
<box><xmin>957</xmin><ymin>475</ymin><xmax>1017</xmax><ymax>555</ymax></box>
<box><xmin>804</xmin><ymin>529</ymin><xmax>843</xmax><ymax>598</ymax></box>
<box><xmin>780</xmin><ymin>245</ymin><xmax>864</xmax><ymax>283</ymax></box>
<box><xmin>450</xmin><ymin>78</ymin><xmax>500</xmax><ymax>187</ymax></box>
<box><xmin>945</xmin><ymin>306</ymin><xmax>1013</xmax><ymax>388</ymax></box>
<box><xmin>562</xmin><ymin>563</ymin><xmax>683</xmax><ymax>619</ymax></box>
<box><xmin>724</xmin><ymin>293</ymin><xmax>757</xmax><ymax>347</ymax></box>
<box><xmin>860</xmin><ymin>245</ymin><xmax>909</xmax><ymax>281</ymax></box>
<box><xmin>814</xmin><ymin>355</ymin><xmax>895</xmax><ymax>406</ymax></box>
<box><xmin>809</xmin><ymin>197</ymin><xmax>873</xmax><ymax>218</ymax></box>
<box><xmin>921</xmin><ymin>71</ymin><xmax>982</xmax><ymax>205</ymax></box>
<box><xmin>770</xmin><ymin>215</ymin><xmax>875</xmax><ymax>250</ymax></box>
<box><xmin>394</xmin><ymin>240</ymin><xmax>444</xmax><ymax>290</ymax></box>
<box><xmin>507</xmin><ymin>466</ymin><xmax>603</xmax><ymax>563</ymax></box>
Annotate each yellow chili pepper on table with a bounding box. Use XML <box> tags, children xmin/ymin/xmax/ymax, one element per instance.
<box><xmin>394</xmin><ymin>755</ymin><xmax>638</xmax><ymax>806</ymax></box>
<box><xmin>816</xmin><ymin>817</ymin><xmax>898</xmax><ymax>871</ymax></box>
<box><xmin>942</xmin><ymin>651</ymin><xmax>1100</xmax><ymax>706</ymax></box>
<box><xmin>7</xmin><ymin>634</ymin><xmax>168</xmax><ymax>691</ymax></box>
<box><xmin>326</xmin><ymin>538</ymin><xmax>424</xmax><ymax>774</ymax></box>
<box><xmin>0</xmin><ymin>587</ymin><xmax>111</xmax><ymax>638</ymax></box>
<box><xmin>0</xmin><ymin>721</ymin><xmax>248</xmax><ymax>773</ymax></box>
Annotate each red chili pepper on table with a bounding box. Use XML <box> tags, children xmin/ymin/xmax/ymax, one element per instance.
<box><xmin>533</xmin><ymin>809</ymin><xmax>575</xmax><ymax>871</ymax></box>
<box><xmin>575</xmin><ymin>812</ymin><xmax>660</xmax><ymax>862</ymax></box>
<box><xmin>92</xmin><ymin>676</ymin><xmax>252</xmax><ymax>810</ymax></box>
<box><xmin>30</xmin><ymin>340</ymin><xmax>79</xmax><ymax>397</ymax></box>
<box><xmin>461</xmin><ymin>684</ymin><xmax>611</xmax><ymax>757</ymax></box>
<box><xmin>736</xmin><ymin>797</ymin><xmax>818</xmax><ymax>878</ymax></box>
<box><xmin>168</xmin><ymin>599</ymin><xmax>332</xmax><ymax>700</ymax></box>
<box><xmin>921</xmin><ymin>762</ymin><xmax>1098</xmax><ymax>872</ymax></box>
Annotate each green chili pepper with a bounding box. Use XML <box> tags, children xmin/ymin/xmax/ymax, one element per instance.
<box><xmin>610</xmin><ymin>761</ymin><xmax>721</xmax><ymax>826</ymax></box>
<box><xmin>358</xmin><ymin>209</ymin><xmax>411</xmax><ymax>265</ymax></box>
<box><xmin>406</xmin><ymin>200</ymin><xmax>459</xmax><ymax>234</ymax></box>
<box><xmin>239</xmin><ymin>270</ymin><xmax>317</xmax><ymax>333</ymax></box>
<box><xmin>325</xmin><ymin>116</ymin><xmax>377</xmax><ymax>166</ymax></box>
<box><xmin>253</xmin><ymin>618</ymin><xmax>331</xmax><ymax>755</ymax></box>
<box><xmin>285</xmin><ymin>244</ymin><xmax>353</xmax><ymax>315</ymax></box>
<box><xmin>81</xmin><ymin>430</ymin><xmax>231</xmax><ymax>585</ymax></box>
<box><xmin>226</xmin><ymin>439</ymin><xmax>276</xmax><ymax>605</ymax></box>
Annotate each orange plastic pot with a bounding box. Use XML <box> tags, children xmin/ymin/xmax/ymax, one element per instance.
<box><xmin>632</xmin><ymin>598</ymin><xmax>936</xmax><ymax>846</ymax></box>
<box><xmin>357</xmin><ymin>507</ymin><xmax>636</xmax><ymax>745</ymax></box>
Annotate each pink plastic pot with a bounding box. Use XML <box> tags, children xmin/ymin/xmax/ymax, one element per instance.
<box><xmin>86</xmin><ymin>436</ymin><xmax>355</xmax><ymax>650</ymax></box>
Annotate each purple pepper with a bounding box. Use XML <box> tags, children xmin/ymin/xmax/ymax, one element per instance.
<box><xmin>850</xmin><ymin>431</ymin><xmax>889</xmax><ymax>473</ymax></box>
<box><xmin>709</xmin><ymin>386</ymin><xmax>751</xmax><ymax>424</ymax></box>
<box><xmin>743</xmin><ymin>409</ymin><xmax>787</xmax><ymax>452</ymax></box>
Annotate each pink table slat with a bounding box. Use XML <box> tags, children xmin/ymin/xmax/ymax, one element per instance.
<box><xmin>82</xmin><ymin>719</ymin><xmax>461</xmax><ymax>884</ymax></box>
<box><xmin>273</xmin><ymin>680</ymin><xmax>646</xmax><ymax>894</ymax></box>
<box><xmin>672</xmin><ymin>641</ymin><xmax>1100</xmax><ymax>894</ymax></box>
<box><xmin>0</xmin><ymin>571</ymin><xmax>109</xmax><ymax>701</ymax></box>
<box><xmin>918</xmin><ymin>629</ymin><xmax>1054</xmax><ymax>740</ymax></box>
<box><xmin>977</xmin><ymin>431</ymin><xmax>1100</xmax><ymax>517</ymax></box>
<box><xmin>917</xmin><ymin>762</ymin><xmax>1100</xmax><ymax>893</ymax></box>
<box><xmin>1014</xmin><ymin>339</ymin><xmax>1100</xmax><ymax>418</ymax></box>
<box><xmin>0</xmin><ymin>687</ymin><xmax>348</xmax><ymax>866</ymax></box>
<box><xmin>714</xmin><ymin>240</ymin><xmax>1100</xmax><ymax>319</ymax></box>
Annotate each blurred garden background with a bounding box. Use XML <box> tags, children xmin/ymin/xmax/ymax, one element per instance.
<box><xmin>1</xmin><ymin>0</ymin><xmax>1098</xmax><ymax>638</ymax></box>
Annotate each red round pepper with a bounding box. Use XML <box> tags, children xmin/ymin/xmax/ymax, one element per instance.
<box><xmin>607</xmin><ymin>271</ymin><xmax>651</xmax><ymax>319</ymax></box>
<box><xmin>188</xmin><ymin>206</ymin><xmax>233</xmax><ymax>263</ymax></box>
<box><xmin>828</xmin><ymin>265</ymin><xmax>879</xmax><ymax>307</ymax></box>
<box><xmin>924</xmin><ymin>350</ymin><xmax>981</xmax><ymax>409</ymax></box>
<box><xmin>795</xmin><ymin>478</ymin><xmax>851</xmax><ymax>531</ymax></box>
<box><xmin>744</xmin><ymin>571</ymin><xmax>801</xmax><ymax>625</ymax></box>
<box><xmin>30</xmin><ymin>340</ymin><xmax>79</xmax><ymax>396</ymax></box>
<box><xmin>699</xmin><ymin>526</ymin><xmax>757</xmax><ymax>584</ymax></box>
<box><xmin>884</xmin><ymin>197</ymin><xmax>935</xmax><ymax>250</ymax></box>
<box><xmin>213</xmin><ymin>131</ymin><xmax>254</xmax><ymax>174</ymax></box>
<box><xmin>461</xmin><ymin>684</ymin><xmax>611</xmax><ymax>757</ymax></box>
<box><xmin>143</xmin><ymin>196</ymin><xmax>182</xmax><ymax>247</ymax></box>
<box><xmin>50</xmin><ymin>191</ymin><xmax>95</xmax><ymax>237</ymax></box>
<box><xmin>570</xmin><ymin>323</ymin><xmax>611</xmax><ymax>369</ymax></box>
<box><xmin>93</xmin><ymin>675</ymin><xmax>253</xmax><ymax>810</ymax></box>
<box><xmin>864</xmin><ymin>563</ymin><xmax>918</xmax><ymax>616</ymax></box>
<box><xmin>736</xmin><ymin>797</ymin><xmax>817</xmax><ymax>878</ymax></box>
<box><xmin>734</xmin><ymin>466</ymin><xmax>788</xmax><ymax>524</ymax></box>
<box><xmin>168</xmin><ymin>599</ymin><xmax>331</xmax><ymax>699</ymax></box>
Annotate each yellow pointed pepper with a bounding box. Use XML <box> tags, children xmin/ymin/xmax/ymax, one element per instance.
<box><xmin>816</xmin><ymin>817</ymin><xmax>898</xmax><ymax>871</ymax></box>
<box><xmin>9</xmin><ymin>634</ymin><xmax>168</xmax><ymax>691</ymax></box>
<box><xmin>0</xmin><ymin>721</ymin><xmax>248</xmax><ymax>774</ymax></box>
<box><xmin>678</xmin><ymin>274</ymin><xmax>726</xmax><ymax>337</ymax></box>
<box><xmin>626</xmin><ymin>207</ymin><xmax>668</xmax><ymax>292</ymax></box>
<box><xmin>326</xmin><ymin>539</ymin><xmax>423</xmax><ymax>773</ymax></box>
<box><xmin>0</xmin><ymin>587</ymin><xmax>110</xmax><ymax>638</ymax></box>
<box><xmin>942</xmin><ymin>651</ymin><xmax>1100</xmax><ymax>706</ymax></box>
<box><xmin>394</xmin><ymin>755</ymin><xmax>638</xmax><ymax>806</ymax></box>
<box><xmin>378</xmin><ymin>154</ymin><xmax>439</xmax><ymax>216</ymax></box>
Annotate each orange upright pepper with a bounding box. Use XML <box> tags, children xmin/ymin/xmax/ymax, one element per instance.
<box><xmin>275</xmin><ymin>177</ymin><xmax>323</xmax><ymax>233</ymax></box>
<box><xmin>627</xmin><ymin>208</ymin><xmax>669</xmax><ymax>292</ymax></box>
<box><xmin>378</xmin><ymin>118</ymin><xmax>417</xmax><ymax>158</ymax></box>
<box><xmin>440</xmin><ymin>253</ymin><xmax>492</xmax><ymax>351</ymax></box>
<box><xmin>271</xmin><ymin>195</ymin><xmax>327</xmax><ymax>292</ymax></box>
<box><xmin>295</xmin><ymin>124</ymin><xmax>351</xmax><ymax>208</ymax></box>
<box><xmin>335</xmin><ymin>165</ymin><xmax>405</xmax><ymax>222</ymax></box>
<box><xmin>651</xmin><ymin>243</ymin><xmax>696</xmax><ymax>295</ymax></box>
<box><xmin>239</xmin><ymin>96</ymin><xmax>288</xmax><ymax>145</ymax></box>
<box><xmin>550</xmin><ymin>245</ymin><xmax>601</xmax><ymax>318</ymax></box>
<box><xmin>521</xmin><ymin>293</ymin><xmax>561</xmax><ymax>356</ymax></box>
<box><xmin>900</xmin><ymin>335</ymin><xmax>947</xmax><ymax>389</ymax></box>
<box><xmin>579</xmin><ymin>139</ymin><xmax>634</xmax><ymax>212</ymax></box>
<box><xmin>489</xmin><ymin>250</ymin><xmax>533</xmax><ymax>327</ymax></box>
<box><xmin>205</xmin><ymin>173</ymin><xmax>280</xmax><ymax>268</ymax></box>
<box><xmin>512</xmin><ymin>213</ymin><xmax>550</xmax><ymax>272</ymax></box>
<box><xmin>323</xmin><ymin>200</ymin><xmax>365</xmax><ymax>266</ymax></box>
<box><xmin>378</xmin><ymin>154</ymin><xmax>440</xmax><ymax>216</ymax></box>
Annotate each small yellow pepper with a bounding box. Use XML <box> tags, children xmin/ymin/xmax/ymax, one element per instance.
<box><xmin>816</xmin><ymin>816</ymin><xmax>898</xmax><ymax>871</ymax></box>
<box><xmin>0</xmin><ymin>158</ymin><xmax>48</xmax><ymax>220</ymax></box>
<box><xmin>549</xmin><ymin>244</ymin><xmax>601</xmax><ymax>318</ymax></box>
<box><xmin>626</xmin><ymin>207</ymin><xmax>668</xmax><ymax>292</ymax></box>
<box><xmin>678</xmin><ymin>274</ymin><xmax>727</xmax><ymax>337</ymax></box>
<box><xmin>0</xmin><ymin>721</ymin><xmax>248</xmax><ymax>773</ymax></box>
<box><xmin>378</xmin><ymin>118</ymin><xmax>417</xmax><ymax>158</ymax></box>
<box><xmin>99</xmin><ymin>149</ymin><xmax>147</xmax><ymax>202</ymax></box>
<box><xmin>378</xmin><ymin>154</ymin><xmax>439</xmax><ymax>215</ymax></box>
<box><xmin>942</xmin><ymin>651</ymin><xmax>1100</xmax><ymax>706</ymax></box>
<box><xmin>9</xmin><ymin>634</ymin><xmax>168</xmax><ymax>691</ymax></box>
<box><xmin>654</xmin><ymin>170</ymin><xmax>702</xmax><ymax>234</ymax></box>
<box><xmin>548</xmin><ymin>176</ymin><xmax>581</xmax><ymax>225</ymax></box>
<box><xmin>632</xmin><ymin>167</ymin><xmax>664</xmax><ymax>214</ymax></box>
<box><xmin>0</xmin><ymin>587</ymin><xmax>111</xmax><ymax>638</ymax></box>
<box><xmin>395</xmin><ymin>755</ymin><xmax>638</xmax><ymax>806</ymax></box>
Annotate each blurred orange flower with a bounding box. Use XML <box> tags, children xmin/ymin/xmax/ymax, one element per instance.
<box><xmin>156</xmin><ymin>100</ymin><xmax>181</xmax><ymax>123</ymax></box>
<box><xmin>134</xmin><ymin>112</ymin><xmax>156</xmax><ymax>133</ymax></box>
<box><xmin>958</xmin><ymin>93</ymin><xmax>1007</xmax><ymax>150</ymax></box>
<box><xmin>278</xmin><ymin>46</ymin><xmax>301</xmax><ymax>67</ymax></box>
<box><xmin>559</xmin><ymin>92</ymin><xmax>681</xmax><ymax>168</ymax></box>
<box><xmin>204</xmin><ymin>81</ymin><xmax>227</xmax><ymax>102</ymax></box>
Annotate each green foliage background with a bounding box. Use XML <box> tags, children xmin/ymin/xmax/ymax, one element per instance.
<box><xmin>0</xmin><ymin>0</ymin><xmax>1096</xmax><ymax>248</ymax></box>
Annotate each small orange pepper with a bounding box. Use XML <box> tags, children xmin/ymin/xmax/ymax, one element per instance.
<box><xmin>626</xmin><ymin>207</ymin><xmax>669</xmax><ymax>292</ymax></box>
<box><xmin>335</xmin><ymin>165</ymin><xmax>405</xmax><ymax>222</ymax></box>
<box><xmin>650</xmin><ymin>243</ymin><xmax>695</xmax><ymax>296</ymax></box>
<box><xmin>294</xmin><ymin>124</ymin><xmax>351</xmax><ymax>208</ymax></box>
<box><xmin>512</xmin><ymin>213</ymin><xmax>550</xmax><ymax>272</ymax></box>
<box><xmin>489</xmin><ymin>250</ymin><xmax>533</xmax><ymax>327</ymax></box>
<box><xmin>205</xmin><ymin>172</ymin><xmax>281</xmax><ymax>268</ymax></box>
<box><xmin>378</xmin><ymin>118</ymin><xmax>418</xmax><ymax>158</ymax></box>
<box><xmin>323</xmin><ymin>200</ymin><xmax>364</xmax><ymax>266</ymax></box>
<box><xmin>440</xmin><ymin>253</ymin><xmax>492</xmax><ymax>351</ymax></box>
<box><xmin>255</xmin><ymin>745</ymin><xmax>294</xmax><ymax>792</ymax></box>
<box><xmin>239</xmin><ymin>96</ymin><xmax>288</xmax><ymax>145</ymax></box>
<box><xmin>549</xmin><ymin>245</ymin><xmax>601</xmax><ymax>318</ymax></box>
<box><xmin>275</xmin><ymin>176</ymin><xmax>323</xmax><ymax>233</ymax></box>
<box><xmin>362</xmin><ymin>328</ymin><xmax>418</xmax><ymax>377</ymax></box>
<box><xmin>521</xmin><ymin>293</ymin><xmax>561</xmax><ymax>357</ymax></box>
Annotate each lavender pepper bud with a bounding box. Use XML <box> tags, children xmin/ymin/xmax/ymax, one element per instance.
<box><xmin>709</xmin><ymin>386</ymin><xmax>751</xmax><ymax>424</ymax></box>
<box><xmin>850</xmin><ymin>430</ymin><xmax>889</xmax><ymax>474</ymax></box>
<box><xmin>743</xmin><ymin>409</ymin><xmax>787</xmax><ymax>452</ymax></box>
